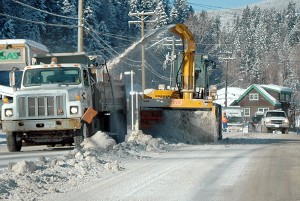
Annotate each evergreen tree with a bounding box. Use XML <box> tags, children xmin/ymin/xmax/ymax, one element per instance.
<box><xmin>129</xmin><ymin>0</ymin><xmax>139</xmax><ymax>12</ymax></box>
<box><xmin>142</xmin><ymin>0</ymin><xmax>155</xmax><ymax>11</ymax></box>
<box><xmin>170</xmin><ymin>1</ymin><xmax>179</xmax><ymax>24</ymax></box>
<box><xmin>1</xmin><ymin>20</ymin><xmax>16</xmax><ymax>39</ymax></box>
<box><xmin>154</xmin><ymin>0</ymin><xmax>168</xmax><ymax>28</ymax></box>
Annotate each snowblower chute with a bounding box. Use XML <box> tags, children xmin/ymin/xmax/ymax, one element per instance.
<box><xmin>140</xmin><ymin>23</ymin><xmax>222</xmax><ymax>143</ymax></box>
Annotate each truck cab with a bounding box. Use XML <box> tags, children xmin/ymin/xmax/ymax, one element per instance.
<box><xmin>1</xmin><ymin>52</ymin><xmax>127</xmax><ymax>152</ymax></box>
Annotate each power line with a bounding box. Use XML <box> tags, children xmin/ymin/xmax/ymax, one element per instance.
<box><xmin>0</xmin><ymin>12</ymin><xmax>78</xmax><ymax>28</ymax></box>
<box><xmin>189</xmin><ymin>2</ymin><xmax>231</xmax><ymax>10</ymax></box>
<box><xmin>84</xmin><ymin>21</ymin><xmax>143</xmax><ymax>64</ymax></box>
<box><xmin>86</xmin><ymin>27</ymin><xmax>136</xmax><ymax>42</ymax></box>
<box><xmin>12</xmin><ymin>0</ymin><xmax>78</xmax><ymax>20</ymax></box>
<box><xmin>84</xmin><ymin>26</ymin><xmax>142</xmax><ymax>68</ymax></box>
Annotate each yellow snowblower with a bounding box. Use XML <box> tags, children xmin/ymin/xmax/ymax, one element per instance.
<box><xmin>140</xmin><ymin>23</ymin><xmax>222</xmax><ymax>143</ymax></box>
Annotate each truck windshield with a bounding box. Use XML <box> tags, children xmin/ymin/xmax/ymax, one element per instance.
<box><xmin>228</xmin><ymin>117</ymin><xmax>243</xmax><ymax>124</ymax></box>
<box><xmin>266</xmin><ymin>112</ymin><xmax>286</xmax><ymax>117</ymax></box>
<box><xmin>23</xmin><ymin>67</ymin><xmax>80</xmax><ymax>86</ymax></box>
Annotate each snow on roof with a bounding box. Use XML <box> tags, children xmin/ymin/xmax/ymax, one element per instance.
<box><xmin>254</xmin><ymin>84</ymin><xmax>279</xmax><ymax>104</ymax></box>
<box><xmin>261</xmin><ymin>84</ymin><xmax>293</xmax><ymax>93</ymax></box>
<box><xmin>214</xmin><ymin>87</ymin><xmax>246</xmax><ymax>106</ymax></box>
<box><xmin>235</xmin><ymin>84</ymin><xmax>281</xmax><ymax>106</ymax></box>
<box><xmin>0</xmin><ymin>39</ymin><xmax>49</xmax><ymax>52</ymax></box>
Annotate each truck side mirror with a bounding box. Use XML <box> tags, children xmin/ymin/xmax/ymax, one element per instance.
<box><xmin>9</xmin><ymin>67</ymin><xmax>20</xmax><ymax>91</ymax></box>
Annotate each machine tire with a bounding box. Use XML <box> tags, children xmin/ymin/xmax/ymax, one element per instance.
<box><xmin>74</xmin><ymin>122</ymin><xmax>90</xmax><ymax>149</ymax></box>
<box><xmin>6</xmin><ymin>132</ymin><xmax>22</xmax><ymax>152</ymax></box>
<box><xmin>111</xmin><ymin>110</ymin><xmax>127</xmax><ymax>143</ymax></box>
<box><xmin>215</xmin><ymin>104</ymin><xmax>222</xmax><ymax>140</ymax></box>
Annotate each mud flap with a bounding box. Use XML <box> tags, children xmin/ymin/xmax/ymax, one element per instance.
<box><xmin>141</xmin><ymin>109</ymin><xmax>219</xmax><ymax>144</ymax></box>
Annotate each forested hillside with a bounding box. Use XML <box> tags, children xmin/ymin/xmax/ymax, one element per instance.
<box><xmin>185</xmin><ymin>2</ymin><xmax>300</xmax><ymax>108</ymax></box>
<box><xmin>0</xmin><ymin>0</ymin><xmax>192</xmax><ymax>54</ymax></box>
<box><xmin>0</xmin><ymin>0</ymin><xmax>300</xmax><ymax>108</ymax></box>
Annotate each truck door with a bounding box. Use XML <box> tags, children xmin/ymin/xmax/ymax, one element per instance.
<box><xmin>82</xmin><ymin>69</ymin><xmax>93</xmax><ymax>108</ymax></box>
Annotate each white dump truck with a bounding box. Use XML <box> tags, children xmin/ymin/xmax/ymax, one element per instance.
<box><xmin>224</xmin><ymin>106</ymin><xmax>244</xmax><ymax>132</ymax></box>
<box><xmin>1</xmin><ymin>52</ymin><xmax>127</xmax><ymax>152</ymax></box>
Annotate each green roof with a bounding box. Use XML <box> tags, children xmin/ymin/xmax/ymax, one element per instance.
<box><xmin>232</xmin><ymin>84</ymin><xmax>281</xmax><ymax>107</ymax></box>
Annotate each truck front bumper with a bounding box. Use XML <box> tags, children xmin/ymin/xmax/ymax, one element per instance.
<box><xmin>266</xmin><ymin>124</ymin><xmax>289</xmax><ymax>129</ymax></box>
<box><xmin>2</xmin><ymin>118</ymin><xmax>81</xmax><ymax>132</ymax></box>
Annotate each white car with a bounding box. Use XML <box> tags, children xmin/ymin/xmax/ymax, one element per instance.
<box><xmin>258</xmin><ymin>110</ymin><xmax>289</xmax><ymax>134</ymax></box>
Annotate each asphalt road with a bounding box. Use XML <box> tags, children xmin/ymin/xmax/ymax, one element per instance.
<box><xmin>0</xmin><ymin>134</ymin><xmax>72</xmax><ymax>170</ymax></box>
<box><xmin>45</xmin><ymin>132</ymin><xmax>300</xmax><ymax>201</ymax></box>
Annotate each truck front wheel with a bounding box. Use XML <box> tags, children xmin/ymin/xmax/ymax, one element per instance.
<box><xmin>74</xmin><ymin>122</ymin><xmax>90</xmax><ymax>149</ymax></box>
<box><xmin>6</xmin><ymin>132</ymin><xmax>22</xmax><ymax>152</ymax></box>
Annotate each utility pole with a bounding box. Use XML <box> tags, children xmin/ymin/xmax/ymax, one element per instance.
<box><xmin>128</xmin><ymin>11</ymin><xmax>155</xmax><ymax>96</ymax></box>
<box><xmin>162</xmin><ymin>37</ymin><xmax>181</xmax><ymax>87</ymax></box>
<box><xmin>219</xmin><ymin>54</ymin><xmax>235</xmax><ymax>107</ymax></box>
<box><xmin>77</xmin><ymin>0</ymin><xmax>84</xmax><ymax>52</ymax></box>
<box><xmin>225</xmin><ymin>60</ymin><xmax>228</xmax><ymax>107</ymax></box>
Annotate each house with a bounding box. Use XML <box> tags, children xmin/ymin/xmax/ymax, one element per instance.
<box><xmin>231</xmin><ymin>84</ymin><xmax>293</xmax><ymax>122</ymax></box>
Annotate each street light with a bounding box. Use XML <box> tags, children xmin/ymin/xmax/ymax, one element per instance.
<box><xmin>124</xmin><ymin>70</ymin><xmax>135</xmax><ymax>130</ymax></box>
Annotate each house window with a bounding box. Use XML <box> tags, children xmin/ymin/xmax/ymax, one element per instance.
<box><xmin>258</xmin><ymin>108</ymin><xmax>269</xmax><ymax>113</ymax></box>
<box><xmin>249</xmin><ymin>93</ymin><xmax>259</xmax><ymax>100</ymax></box>
<box><xmin>244</xmin><ymin>108</ymin><xmax>250</xmax><ymax>116</ymax></box>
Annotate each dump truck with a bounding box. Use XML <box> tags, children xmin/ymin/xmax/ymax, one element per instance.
<box><xmin>1</xmin><ymin>52</ymin><xmax>127</xmax><ymax>152</ymax></box>
<box><xmin>140</xmin><ymin>24</ymin><xmax>222</xmax><ymax>143</ymax></box>
<box><xmin>223</xmin><ymin>106</ymin><xmax>244</xmax><ymax>132</ymax></box>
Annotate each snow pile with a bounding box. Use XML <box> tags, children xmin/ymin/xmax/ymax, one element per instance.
<box><xmin>81</xmin><ymin>131</ymin><xmax>116</xmax><ymax>150</ymax></box>
<box><xmin>0</xmin><ymin>131</ymin><xmax>180</xmax><ymax>200</ymax></box>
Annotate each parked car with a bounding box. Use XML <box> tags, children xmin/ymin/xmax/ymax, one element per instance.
<box><xmin>248</xmin><ymin>111</ymin><xmax>264</xmax><ymax>132</ymax></box>
<box><xmin>257</xmin><ymin>110</ymin><xmax>289</xmax><ymax>134</ymax></box>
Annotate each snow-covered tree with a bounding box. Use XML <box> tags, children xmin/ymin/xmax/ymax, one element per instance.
<box><xmin>154</xmin><ymin>0</ymin><xmax>168</xmax><ymax>28</ymax></box>
<box><xmin>1</xmin><ymin>20</ymin><xmax>16</xmax><ymax>39</ymax></box>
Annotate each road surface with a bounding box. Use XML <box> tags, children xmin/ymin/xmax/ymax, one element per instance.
<box><xmin>44</xmin><ymin>132</ymin><xmax>300</xmax><ymax>201</ymax></box>
<box><xmin>0</xmin><ymin>133</ymin><xmax>72</xmax><ymax>170</ymax></box>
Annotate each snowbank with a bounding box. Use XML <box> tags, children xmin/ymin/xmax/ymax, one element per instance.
<box><xmin>0</xmin><ymin>131</ymin><xmax>180</xmax><ymax>200</ymax></box>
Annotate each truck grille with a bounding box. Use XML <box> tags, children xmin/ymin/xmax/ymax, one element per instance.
<box><xmin>271</xmin><ymin>120</ymin><xmax>283</xmax><ymax>124</ymax></box>
<box><xmin>18</xmin><ymin>95</ymin><xmax>65</xmax><ymax>118</ymax></box>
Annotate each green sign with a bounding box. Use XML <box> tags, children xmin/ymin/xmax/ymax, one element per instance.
<box><xmin>0</xmin><ymin>49</ymin><xmax>23</xmax><ymax>63</ymax></box>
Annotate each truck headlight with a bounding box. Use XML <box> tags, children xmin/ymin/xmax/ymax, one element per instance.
<box><xmin>284</xmin><ymin>119</ymin><xmax>289</xmax><ymax>124</ymax></box>
<box><xmin>70</xmin><ymin>106</ymin><xmax>78</xmax><ymax>114</ymax></box>
<box><xmin>265</xmin><ymin>119</ymin><xmax>271</xmax><ymax>123</ymax></box>
<box><xmin>5</xmin><ymin>109</ymin><xmax>13</xmax><ymax>117</ymax></box>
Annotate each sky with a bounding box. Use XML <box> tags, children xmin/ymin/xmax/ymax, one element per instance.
<box><xmin>188</xmin><ymin>0</ymin><xmax>263</xmax><ymax>11</ymax></box>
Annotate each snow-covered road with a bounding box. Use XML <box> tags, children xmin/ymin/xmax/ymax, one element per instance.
<box><xmin>1</xmin><ymin>131</ymin><xmax>300</xmax><ymax>201</ymax></box>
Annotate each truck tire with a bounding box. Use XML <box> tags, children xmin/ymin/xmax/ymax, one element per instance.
<box><xmin>215</xmin><ymin>104</ymin><xmax>222</xmax><ymax>140</ymax></box>
<box><xmin>74</xmin><ymin>122</ymin><xmax>90</xmax><ymax>149</ymax></box>
<box><xmin>111</xmin><ymin>110</ymin><xmax>127</xmax><ymax>143</ymax></box>
<box><xmin>282</xmin><ymin>128</ymin><xmax>289</xmax><ymax>134</ymax></box>
<box><xmin>6</xmin><ymin>132</ymin><xmax>22</xmax><ymax>152</ymax></box>
<box><xmin>115</xmin><ymin>111</ymin><xmax>127</xmax><ymax>143</ymax></box>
